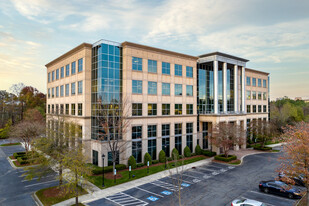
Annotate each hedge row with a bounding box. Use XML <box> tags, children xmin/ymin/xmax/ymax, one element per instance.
<box><xmin>202</xmin><ymin>150</ymin><xmax>216</xmax><ymax>157</ymax></box>
<box><xmin>214</xmin><ymin>154</ymin><xmax>237</xmax><ymax>162</ymax></box>
<box><xmin>89</xmin><ymin>164</ymin><xmax>127</xmax><ymax>175</ymax></box>
<box><xmin>13</xmin><ymin>152</ymin><xmax>26</xmax><ymax>159</ymax></box>
<box><xmin>253</xmin><ymin>145</ymin><xmax>272</xmax><ymax>151</ymax></box>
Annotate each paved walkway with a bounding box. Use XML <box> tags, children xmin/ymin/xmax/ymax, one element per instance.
<box><xmin>229</xmin><ymin>148</ymin><xmax>266</xmax><ymax>163</ymax></box>
<box><xmin>53</xmin><ymin>157</ymin><xmax>214</xmax><ymax>206</ymax></box>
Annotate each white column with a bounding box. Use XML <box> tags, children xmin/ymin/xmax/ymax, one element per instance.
<box><xmin>234</xmin><ymin>65</ymin><xmax>238</xmax><ymax>113</ymax></box>
<box><xmin>213</xmin><ymin>61</ymin><xmax>218</xmax><ymax>114</ymax></box>
<box><xmin>223</xmin><ymin>62</ymin><xmax>227</xmax><ymax>113</ymax></box>
<box><xmin>241</xmin><ymin>66</ymin><xmax>246</xmax><ymax>112</ymax></box>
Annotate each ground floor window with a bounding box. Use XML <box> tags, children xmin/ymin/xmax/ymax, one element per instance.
<box><xmin>186</xmin><ymin>135</ymin><xmax>193</xmax><ymax>152</ymax></box>
<box><xmin>108</xmin><ymin>151</ymin><xmax>119</xmax><ymax>166</ymax></box>
<box><xmin>175</xmin><ymin>136</ymin><xmax>182</xmax><ymax>155</ymax></box>
<box><xmin>132</xmin><ymin>141</ymin><xmax>142</xmax><ymax>163</ymax></box>
<box><xmin>148</xmin><ymin>139</ymin><xmax>157</xmax><ymax>160</ymax></box>
<box><xmin>162</xmin><ymin>137</ymin><xmax>170</xmax><ymax>157</ymax></box>
<box><xmin>92</xmin><ymin>150</ymin><xmax>98</xmax><ymax>166</ymax></box>
<box><xmin>202</xmin><ymin>122</ymin><xmax>208</xmax><ymax>149</ymax></box>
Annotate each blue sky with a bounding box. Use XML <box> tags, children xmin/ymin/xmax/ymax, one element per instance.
<box><xmin>0</xmin><ymin>0</ymin><xmax>308</xmax><ymax>100</ymax></box>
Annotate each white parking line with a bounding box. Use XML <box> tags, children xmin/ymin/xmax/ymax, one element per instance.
<box><xmin>198</xmin><ymin>167</ymin><xmax>217</xmax><ymax>172</ymax></box>
<box><xmin>249</xmin><ymin>190</ymin><xmax>295</xmax><ymax>202</ymax></box>
<box><xmin>181</xmin><ymin>173</ymin><xmax>201</xmax><ymax>180</ymax></box>
<box><xmin>240</xmin><ymin>196</ymin><xmax>276</xmax><ymax>206</ymax></box>
<box><xmin>25</xmin><ymin>180</ymin><xmax>58</xmax><ymax>188</ymax></box>
<box><xmin>135</xmin><ymin>186</ymin><xmax>164</xmax><ymax>197</ymax></box>
<box><xmin>150</xmin><ymin>180</ymin><xmax>182</xmax><ymax>191</ymax></box>
<box><xmin>105</xmin><ymin>192</ymin><xmax>148</xmax><ymax>206</ymax></box>
<box><xmin>22</xmin><ymin>175</ymin><xmax>55</xmax><ymax>182</ymax></box>
<box><xmin>188</xmin><ymin>169</ymin><xmax>207</xmax><ymax>175</ymax></box>
<box><xmin>168</xmin><ymin>176</ymin><xmax>193</xmax><ymax>184</ymax></box>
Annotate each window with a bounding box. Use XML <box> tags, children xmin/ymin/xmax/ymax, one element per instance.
<box><xmin>258</xmin><ymin>79</ymin><xmax>262</xmax><ymax>87</ymax></box>
<box><xmin>56</xmin><ymin>69</ymin><xmax>59</xmax><ymax>80</ymax></box>
<box><xmin>78</xmin><ymin>81</ymin><xmax>83</xmax><ymax>94</ymax></box>
<box><xmin>186</xmin><ymin>104</ymin><xmax>193</xmax><ymax>114</ymax></box>
<box><xmin>246</xmin><ymin>91</ymin><xmax>251</xmax><ymax>100</ymax></box>
<box><xmin>162</xmin><ymin>62</ymin><xmax>170</xmax><ymax>75</ymax></box>
<box><xmin>175</xmin><ymin>84</ymin><xmax>182</xmax><ymax>96</ymax></box>
<box><xmin>246</xmin><ymin>76</ymin><xmax>251</xmax><ymax>86</ymax></box>
<box><xmin>175</xmin><ymin>64</ymin><xmax>182</xmax><ymax>76</ymax></box>
<box><xmin>132</xmin><ymin>141</ymin><xmax>142</xmax><ymax>163</ymax></box>
<box><xmin>258</xmin><ymin>92</ymin><xmax>262</xmax><ymax>100</ymax></box>
<box><xmin>148</xmin><ymin>125</ymin><xmax>157</xmax><ymax>138</ymax></box>
<box><xmin>55</xmin><ymin>104</ymin><xmax>59</xmax><ymax>114</ymax></box>
<box><xmin>66</xmin><ymin>65</ymin><xmax>69</xmax><ymax>76</ymax></box>
<box><xmin>71</xmin><ymin>82</ymin><xmax>76</xmax><ymax>95</ymax></box>
<box><xmin>132</xmin><ymin>126</ymin><xmax>142</xmax><ymax>139</ymax></box>
<box><xmin>186</xmin><ymin>123</ymin><xmax>193</xmax><ymax>152</ymax></box>
<box><xmin>92</xmin><ymin>150</ymin><xmax>98</xmax><ymax>166</ymax></box>
<box><xmin>148</xmin><ymin>81</ymin><xmax>157</xmax><ymax>95</ymax></box>
<box><xmin>60</xmin><ymin>104</ymin><xmax>64</xmax><ymax>114</ymax></box>
<box><xmin>132</xmin><ymin>57</ymin><xmax>142</xmax><ymax>71</ymax></box>
<box><xmin>186</xmin><ymin>66</ymin><xmax>193</xmax><ymax>78</ymax></box>
<box><xmin>252</xmin><ymin>78</ymin><xmax>256</xmax><ymax>86</ymax></box>
<box><xmin>175</xmin><ymin>104</ymin><xmax>182</xmax><ymax>115</ymax></box>
<box><xmin>162</xmin><ymin>104</ymin><xmax>170</xmax><ymax>115</ymax></box>
<box><xmin>148</xmin><ymin>59</ymin><xmax>157</xmax><ymax>73</ymax></box>
<box><xmin>48</xmin><ymin>105</ymin><xmax>50</xmax><ymax>113</ymax></box>
<box><xmin>108</xmin><ymin>151</ymin><xmax>119</xmax><ymax>166</ymax></box>
<box><xmin>263</xmin><ymin>105</ymin><xmax>267</xmax><ymax>112</ymax></box>
<box><xmin>252</xmin><ymin>91</ymin><xmax>256</xmax><ymax>100</ymax></box>
<box><xmin>56</xmin><ymin>86</ymin><xmax>59</xmax><ymax>97</ymax></box>
<box><xmin>52</xmin><ymin>71</ymin><xmax>55</xmax><ymax>81</ymax></box>
<box><xmin>52</xmin><ymin>105</ymin><xmax>54</xmax><ymax>113</ymax></box>
<box><xmin>71</xmin><ymin>62</ymin><xmax>76</xmax><ymax>75</ymax></box>
<box><xmin>148</xmin><ymin>125</ymin><xmax>157</xmax><ymax>160</ymax></box>
<box><xmin>71</xmin><ymin>103</ymin><xmax>75</xmax><ymax>115</ymax></box>
<box><xmin>132</xmin><ymin>103</ymin><xmax>142</xmax><ymax>116</ymax></box>
<box><xmin>78</xmin><ymin>58</ymin><xmax>83</xmax><ymax>72</ymax></box>
<box><xmin>52</xmin><ymin>88</ymin><xmax>54</xmax><ymax>98</ymax></box>
<box><xmin>65</xmin><ymin>84</ymin><xmax>69</xmax><ymax>96</ymax></box>
<box><xmin>186</xmin><ymin>85</ymin><xmax>193</xmax><ymax>96</ymax></box>
<box><xmin>162</xmin><ymin>124</ymin><xmax>170</xmax><ymax>137</ymax></box>
<box><xmin>253</xmin><ymin>105</ymin><xmax>257</xmax><ymax>113</ymax></box>
<box><xmin>60</xmin><ymin>85</ymin><xmax>64</xmax><ymax>97</ymax></box>
<box><xmin>258</xmin><ymin>105</ymin><xmax>262</xmax><ymax>112</ymax></box>
<box><xmin>175</xmin><ymin>123</ymin><xmax>182</xmax><ymax>155</ymax></box>
<box><xmin>148</xmin><ymin>104</ymin><xmax>157</xmax><ymax>116</ymax></box>
<box><xmin>78</xmin><ymin>103</ymin><xmax>82</xmax><ymax>116</ymax></box>
<box><xmin>162</xmin><ymin>83</ymin><xmax>170</xmax><ymax>95</ymax></box>
<box><xmin>263</xmin><ymin>79</ymin><xmax>267</xmax><ymax>88</ymax></box>
<box><xmin>48</xmin><ymin>88</ymin><xmax>50</xmax><ymax>98</ymax></box>
<box><xmin>263</xmin><ymin>92</ymin><xmax>267</xmax><ymax>100</ymax></box>
<box><xmin>162</xmin><ymin>137</ymin><xmax>170</xmax><ymax>157</ymax></box>
<box><xmin>132</xmin><ymin>80</ymin><xmax>142</xmax><ymax>94</ymax></box>
<box><xmin>65</xmin><ymin>104</ymin><xmax>69</xmax><ymax>115</ymax></box>
<box><xmin>247</xmin><ymin>105</ymin><xmax>251</xmax><ymax>113</ymax></box>
<box><xmin>48</xmin><ymin>73</ymin><xmax>50</xmax><ymax>82</ymax></box>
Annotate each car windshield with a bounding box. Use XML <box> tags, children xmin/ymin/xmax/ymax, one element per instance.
<box><xmin>276</xmin><ymin>181</ymin><xmax>288</xmax><ymax>187</ymax></box>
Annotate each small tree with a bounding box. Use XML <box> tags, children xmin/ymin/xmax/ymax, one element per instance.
<box><xmin>278</xmin><ymin>122</ymin><xmax>309</xmax><ymax>205</ymax></box>
<box><xmin>128</xmin><ymin>155</ymin><xmax>136</xmax><ymax>169</ymax></box>
<box><xmin>159</xmin><ymin>150</ymin><xmax>166</xmax><ymax>163</ymax></box>
<box><xmin>184</xmin><ymin>146</ymin><xmax>191</xmax><ymax>157</ymax></box>
<box><xmin>211</xmin><ymin>122</ymin><xmax>244</xmax><ymax>158</ymax></box>
<box><xmin>195</xmin><ymin>144</ymin><xmax>202</xmax><ymax>155</ymax></box>
<box><xmin>144</xmin><ymin>152</ymin><xmax>152</xmax><ymax>166</ymax></box>
<box><xmin>171</xmin><ymin>148</ymin><xmax>179</xmax><ymax>161</ymax></box>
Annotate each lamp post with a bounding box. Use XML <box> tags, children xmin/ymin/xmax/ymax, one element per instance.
<box><xmin>102</xmin><ymin>154</ymin><xmax>105</xmax><ymax>187</ymax></box>
<box><xmin>163</xmin><ymin>145</ymin><xmax>167</xmax><ymax>169</ymax></box>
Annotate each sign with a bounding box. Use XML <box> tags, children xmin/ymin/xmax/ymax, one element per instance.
<box><xmin>114</xmin><ymin>169</ymin><xmax>116</xmax><ymax>175</ymax></box>
<box><xmin>161</xmin><ymin>191</ymin><xmax>172</xmax><ymax>195</ymax></box>
<box><xmin>181</xmin><ymin>183</ymin><xmax>190</xmax><ymax>187</ymax></box>
<box><xmin>129</xmin><ymin>166</ymin><xmax>131</xmax><ymax>172</ymax></box>
<box><xmin>147</xmin><ymin>196</ymin><xmax>159</xmax><ymax>202</ymax></box>
<box><xmin>147</xmin><ymin>161</ymin><xmax>149</xmax><ymax>166</ymax></box>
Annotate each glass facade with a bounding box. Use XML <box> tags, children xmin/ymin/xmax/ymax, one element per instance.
<box><xmin>198</xmin><ymin>63</ymin><xmax>214</xmax><ymax>114</ymax></box>
<box><xmin>132</xmin><ymin>126</ymin><xmax>142</xmax><ymax>163</ymax></box>
<box><xmin>175</xmin><ymin>123</ymin><xmax>182</xmax><ymax>155</ymax></box>
<box><xmin>91</xmin><ymin>41</ymin><xmax>122</xmax><ymax>140</ymax></box>
<box><xmin>162</xmin><ymin>124</ymin><xmax>170</xmax><ymax>157</ymax></box>
<box><xmin>186</xmin><ymin>123</ymin><xmax>193</xmax><ymax>152</ymax></box>
<box><xmin>218</xmin><ymin>64</ymin><xmax>223</xmax><ymax>112</ymax></box>
<box><xmin>148</xmin><ymin>125</ymin><xmax>157</xmax><ymax>160</ymax></box>
<box><xmin>227</xmin><ymin>65</ymin><xmax>234</xmax><ymax>112</ymax></box>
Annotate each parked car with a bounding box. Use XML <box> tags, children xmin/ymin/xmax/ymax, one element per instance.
<box><xmin>278</xmin><ymin>172</ymin><xmax>305</xmax><ymax>187</ymax></box>
<box><xmin>259</xmin><ymin>180</ymin><xmax>305</xmax><ymax>199</ymax></box>
<box><xmin>231</xmin><ymin>198</ymin><xmax>266</xmax><ymax>206</ymax></box>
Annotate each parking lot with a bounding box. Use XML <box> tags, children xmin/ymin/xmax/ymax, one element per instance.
<box><xmin>85</xmin><ymin>151</ymin><xmax>299</xmax><ymax>206</ymax></box>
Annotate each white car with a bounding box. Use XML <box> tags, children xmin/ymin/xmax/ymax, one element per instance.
<box><xmin>231</xmin><ymin>198</ymin><xmax>266</xmax><ymax>206</ymax></box>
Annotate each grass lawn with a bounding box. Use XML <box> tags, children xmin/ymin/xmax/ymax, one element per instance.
<box><xmin>87</xmin><ymin>156</ymin><xmax>206</xmax><ymax>189</ymax></box>
<box><xmin>36</xmin><ymin>185</ymin><xmax>88</xmax><ymax>206</ymax></box>
<box><xmin>0</xmin><ymin>142</ymin><xmax>21</xmax><ymax>146</ymax></box>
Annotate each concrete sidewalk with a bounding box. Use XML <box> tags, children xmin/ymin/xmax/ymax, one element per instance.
<box><xmin>53</xmin><ymin>157</ymin><xmax>213</xmax><ymax>206</ymax></box>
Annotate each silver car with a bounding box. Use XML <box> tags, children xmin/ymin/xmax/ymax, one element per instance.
<box><xmin>231</xmin><ymin>198</ymin><xmax>266</xmax><ymax>206</ymax></box>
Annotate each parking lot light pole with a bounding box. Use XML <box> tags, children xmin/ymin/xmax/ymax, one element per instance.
<box><xmin>102</xmin><ymin>154</ymin><xmax>105</xmax><ymax>187</ymax></box>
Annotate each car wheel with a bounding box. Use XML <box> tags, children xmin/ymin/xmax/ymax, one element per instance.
<box><xmin>288</xmin><ymin>193</ymin><xmax>293</xmax><ymax>199</ymax></box>
<box><xmin>264</xmin><ymin>188</ymin><xmax>269</xmax><ymax>193</ymax></box>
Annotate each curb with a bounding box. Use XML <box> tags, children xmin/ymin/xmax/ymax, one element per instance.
<box><xmin>7</xmin><ymin>157</ymin><xmax>18</xmax><ymax>169</ymax></box>
<box><xmin>33</xmin><ymin>191</ymin><xmax>44</xmax><ymax>206</ymax></box>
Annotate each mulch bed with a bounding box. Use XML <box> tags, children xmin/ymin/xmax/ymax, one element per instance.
<box><xmin>212</xmin><ymin>159</ymin><xmax>241</xmax><ymax>164</ymax></box>
<box><xmin>105</xmin><ymin>173</ymin><xmax>123</xmax><ymax>179</ymax></box>
<box><xmin>9</xmin><ymin>156</ymin><xmax>16</xmax><ymax>160</ymax></box>
<box><xmin>13</xmin><ymin>160</ymin><xmax>39</xmax><ymax>167</ymax></box>
<box><xmin>43</xmin><ymin>187</ymin><xmax>66</xmax><ymax>198</ymax></box>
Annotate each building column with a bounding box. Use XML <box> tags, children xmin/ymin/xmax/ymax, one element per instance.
<box><xmin>213</xmin><ymin>60</ymin><xmax>218</xmax><ymax>114</ymax></box>
<box><xmin>234</xmin><ymin>65</ymin><xmax>238</xmax><ymax>113</ymax></box>
<box><xmin>241</xmin><ymin>66</ymin><xmax>245</xmax><ymax>112</ymax></box>
<box><xmin>223</xmin><ymin>62</ymin><xmax>227</xmax><ymax>113</ymax></box>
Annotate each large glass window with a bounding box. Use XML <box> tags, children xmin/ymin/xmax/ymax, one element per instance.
<box><xmin>252</xmin><ymin>91</ymin><xmax>256</xmax><ymax>100</ymax></box>
<box><xmin>92</xmin><ymin>150</ymin><xmax>98</xmax><ymax>166</ymax></box>
<box><xmin>246</xmin><ymin>91</ymin><xmax>251</xmax><ymax>100</ymax></box>
<box><xmin>52</xmin><ymin>71</ymin><xmax>55</xmax><ymax>81</ymax></box>
<box><xmin>175</xmin><ymin>64</ymin><xmax>182</xmax><ymax>76</ymax></box>
<box><xmin>48</xmin><ymin>73</ymin><xmax>50</xmax><ymax>83</ymax></box>
<box><xmin>148</xmin><ymin>104</ymin><xmax>157</xmax><ymax>116</ymax></box>
<box><xmin>78</xmin><ymin>58</ymin><xmax>83</xmax><ymax>72</ymax></box>
<box><xmin>252</xmin><ymin>78</ymin><xmax>256</xmax><ymax>86</ymax></box>
<box><xmin>132</xmin><ymin>80</ymin><xmax>142</xmax><ymax>94</ymax></box>
<box><xmin>162</xmin><ymin>104</ymin><xmax>170</xmax><ymax>115</ymax></box>
<box><xmin>162</xmin><ymin>124</ymin><xmax>170</xmax><ymax>156</ymax></box>
<box><xmin>71</xmin><ymin>82</ymin><xmax>76</xmax><ymax>95</ymax></box>
<box><xmin>148</xmin><ymin>59</ymin><xmax>157</xmax><ymax>73</ymax></box>
<box><xmin>263</xmin><ymin>92</ymin><xmax>267</xmax><ymax>100</ymax></box>
<box><xmin>246</xmin><ymin>76</ymin><xmax>251</xmax><ymax>86</ymax></box>
<box><xmin>263</xmin><ymin>79</ymin><xmax>267</xmax><ymax>88</ymax></box>
<box><xmin>60</xmin><ymin>67</ymin><xmax>64</xmax><ymax>78</ymax></box>
<box><xmin>48</xmin><ymin>88</ymin><xmax>50</xmax><ymax>98</ymax></box>
<box><xmin>108</xmin><ymin>151</ymin><xmax>119</xmax><ymax>166</ymax></box>
<box><xmin>263</xmin><ymin>105</ymin><xmax>267</xmax><ymax>112</ymax></box>
<box><xmin>56</xmin><ymin>86</ymin><xmax>59</xmax><ymax>97</ymax></box>
<box><xmin>258</xmin><ymin>105</ymin><xmax>262</xmax><ymax>112</ymax></box>
<box><xmin>253</xmin><ymin>105</ymin><xmax>257</xmax><ymax>113</ymax></box>
<box><xmin>175</xmin><ymin>123</ymin><xmax>182</xmax><ymax>155</ymax></box>
<box><xmin>132</xmin><ymin>126</ymin><xmax>142</xmax><ymax>139</ymax></box>
<box><xmin>148</xmin><ymin>125</ymin><xmax>157</xmax><ymax>160</ymax></box>
<box><xmin>227</xmin><ymin>66</ymin><xmax>234</xmax><ymax>112</ymax></box>
<box><xmin>202</xmin><ymin>122</ymin><xmax>208</xmax><ymax>149</ymax></box>
<box><xmin>56</xmin><ymin>69</ymin><xmax>59</xmax><ymax>80</ymax></box>
<box><xmin>132</xmin><ymin>141</ymin><xmax>142</xmax><ymax>163</ymax></box>
<box><xmin>66</xmin><ymin>65</ymin><xmax>70</xmax><ymax>76</ymax></box>
<box><xmin>71</xmin><ymin>104</ymin><xmax>75</xmax><ymax>115</ymax></box>
<box><xmin>258</xmin><ymin>79</ymin><xmax>262</xmax><ymax>87</ymax></box>
<box><xmin>162</xmin><ymin>62</ymin><xmax>170</xmax><ymax>75</ymax></box>
<box><xmin>162</xmin><ymin>83</ymin><xmax>170</xmax><ymax>95</ymax></box>
<box><xmin>198</xmin><ymin>64</ymin><xmax>214</xmax><ymax>114</ymax></box>
<box><xmin>132</xmin><ymin>103</ymin><xmax>142</xmax><ymax>116</ymax></box>
<box><xmin>175</xmin><ymin>104</ymin><xmax>182</xmax><ymax>115</ymax></box>
<box><xmin>258</xmin><ymin>92</ymin><xmax>262</xmax><ymax>100</ymax></box>
<box><xmin>162</xmin><ymin>124</ymin><xmax>170</xmax><ymax>137</ymax></box>
<box><xmin>148</xmin><ymin>81</ymin><xmax>157</xmax><ymax>95</ymax></box>
<box><xmin>186</xmin><ymin>85</ymin><xmax>193</xmax><ymax>96</ymax></box>
<box><xmin>175</xmin><ymin>84</ymin><xmax>182</xmax><ymax>96</ymax></box>
<box><xmin>71</xmin><ymin>62</ymin><xmax>76</xmax><ymax>75</ymax></box>
<box><xmin>52</xmin><ymin>88</ymin><xmax>54</xmax><ymax>98</ymax></box>
<box><xmin>78</xmin><ymin>81</ymin><xmax>83</xmax><ymax>94</ymax></box>
<box><xmin>247</xmin><ymin>105</ymin><xmax>251</xmax><ymax>113</ymax></box>
<box><xmin>186</xmin><ymin>123</ymin><xmax>193</xmax><ymax>152</ymax></box>
<box><xmin>78</xmin><ymin>103</ymin><xmax>82</xmax><ymax>116</ymax></box>
<box><xmin>186</xmin><ymin>104</ymin><xmax>193</xmax><ymax>114</ymax></box>
<box><xmin>132</xmin><ymin>57</ymin><xmax>142</xmax><ymax>71</ymax></box>
<box><xmin>186</xmin><ymin>66</ymin><xmax>193</xmax><ymax>78</ymax></box>
<box><xmin>65</xmin><ymin>84</ymin><xmax>69</xmax><ymax>96</ymax></box>
<box><xmin>65</xmin><ymin>104</ymin><xmax>69</xmax><ymax>115</ymax></box>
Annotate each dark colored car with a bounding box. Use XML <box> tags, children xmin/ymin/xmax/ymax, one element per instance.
<box><xmin>278</xmin><ymin>172</ymin><xmax>305</xmax><ymax>187</ymax></box>
<box><xmin>259</xmin><ymin>180</ymin><xmax>305</xmax><ymax>199</ymax></box>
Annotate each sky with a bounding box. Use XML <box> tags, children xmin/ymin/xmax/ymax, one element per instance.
<box><xmin>0</xmin><ymin>0</ymin><xmax>308</xmax><ymax>100</ymax></box>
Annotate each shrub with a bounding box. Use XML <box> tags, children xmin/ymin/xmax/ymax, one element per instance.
<box><xmin>144</xmin><ymin>153</ymin><xmax>152</xmax><ymax>166</ymax></box>
<box><xmin>202</xmin><ymin>150</ymin><xmax>216</xmax><ymax>157</ymax></box>
<box><xmin>13</xmin><ymin>152</ymin><xmax>26</xmax><ymax>159</ymax></box>
<box><xmin>159</xmin><ymin>150</ymin><xmax>166</xmax><ymax>163</ymax></box>
<box><xmin>91</xmin><ymin>164</ymin><xmax>127</xmax><ymax>175</ymax></box>
<box><xmin>195</xmin><ymin>144</ymin><xmax>202</xmax><ymax>155</ymax></box>
<box><xmin>17</xmin><ymin>157</ymin><xmax>28</xmax><ymax>165</ymax></box>
<box><xmin>191</xmin><ymin>153</ymin><xmax>196</xmax><ymax>156</ymax></box>
<box><xmin>167</xmin><ymin>157</ymin><xmax>172</xmax><ymax>161</ymax></box>
<box><xmin>128</xmin><ymin>155</ymin><xmax>137</xmax><ymax>169</ymax></box>
<box><xmin>137</xmin><ymin>163</ymin><xmax>144</xmax><ymax>168</ymax></box>
<box><xmin>253</xmin><ymin>145</ymin><xmax>272</xmax><ymax>151</ymax></box>
<box><xmin>0</xmin><ymin>120</ymin><xmax>11</xmax><ymax>139</ymax></box>
<box><xmin>214</xmin><ymin>154</ymin><xmax>237</xmax><ymax>162</ymax></box>
<box><xmin>184</xmin><ymin>146</ymin><xmax>191</xmax><ymax>157</ymax></box>
<box><xmin>171</xmin><ymin>148</ymin><xmax>179</xmax><ymax>160</ymax></box>
<box><xmin>152</xmin><ymin>160</ymin><xmax>159</xmax><ymax>164</ymax></box>
<box><xmin>179</xmin><ymin>155</ymin><xmax>184</xmax><ymax>159</ymax></box>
